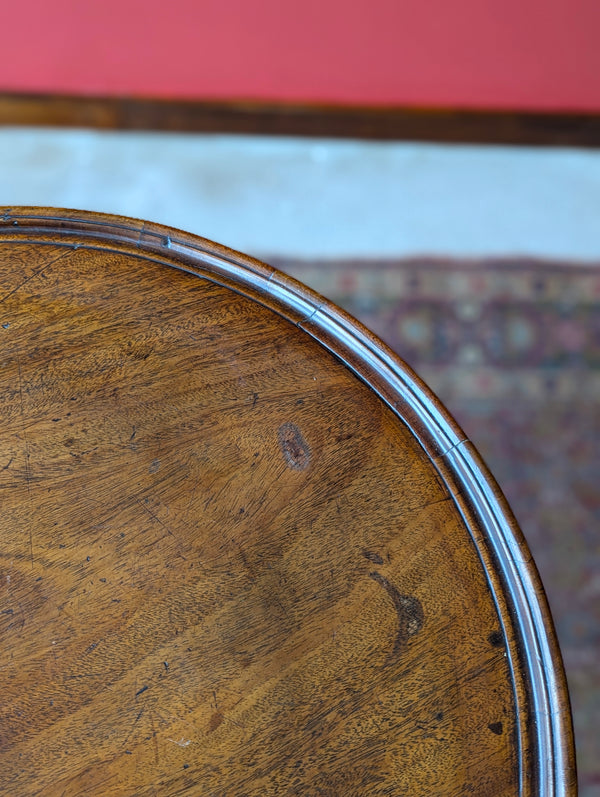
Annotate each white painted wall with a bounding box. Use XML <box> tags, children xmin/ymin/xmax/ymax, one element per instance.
<box><xmin>1</xmin><ymin>128</ymin><xmax>599</xmax><ymax>261</ymax></box>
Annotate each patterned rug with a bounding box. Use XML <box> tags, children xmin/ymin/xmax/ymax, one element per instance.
<box><xmin>272</xmin><ymin>256</ymin><xmax>600</xmax><ymax>795</ymax></box>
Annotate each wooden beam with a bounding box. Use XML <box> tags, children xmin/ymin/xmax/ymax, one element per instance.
<box><xmin>1</xmin><ymin>93</ymin><xmax>599</xmax><ymax>147</ymax></box>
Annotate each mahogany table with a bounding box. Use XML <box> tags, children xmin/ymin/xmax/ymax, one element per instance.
<box><xmin>0</xmin><ymin>209</ymin><xmax>575</xmax><ymax>795</ymax></box>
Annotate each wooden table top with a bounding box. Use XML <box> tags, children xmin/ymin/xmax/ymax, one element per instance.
<box><xmin>0</xmin><ymin>209</ymin><xmax>575</xmax><ymax>796</ymax></box>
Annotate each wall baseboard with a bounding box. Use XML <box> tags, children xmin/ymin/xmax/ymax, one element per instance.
<box><xmin>1</xmin><ymin>93</ymin><xmax>599</xmax><ymax>147</ymax></box>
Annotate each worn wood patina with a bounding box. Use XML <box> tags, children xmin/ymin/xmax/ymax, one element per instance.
<box><xmin>0</xmin><ymin>209</ymin><xmax>575</xmax><ymax>795</ymax></box>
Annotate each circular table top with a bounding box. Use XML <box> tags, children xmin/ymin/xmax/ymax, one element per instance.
<box><xmin>0</xmin><ymin>209</ymin><xmax>575</xmax><ymax>795</ymax></box>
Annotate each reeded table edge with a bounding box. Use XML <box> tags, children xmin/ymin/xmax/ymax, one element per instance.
<box><xmin>0</xmin><ymin>207</ymin><xmax>577</xmax><ymax>796</ymax></box>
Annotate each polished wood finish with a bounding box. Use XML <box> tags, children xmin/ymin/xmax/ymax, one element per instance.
<box><xmin>1</xmin><ymin>93</ymin><xmax>599</xmax><ymax>147</ymax></box>
<box><xmin>0</xmin><ymin>209</ymin><xmax>576</xmax><ymax>795</ymax></box>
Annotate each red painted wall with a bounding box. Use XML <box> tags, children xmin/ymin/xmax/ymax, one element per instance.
<box><xmin>2</xmin><ymin>0</ymin><xmax>599</xmax><ymax>111</ymax></box>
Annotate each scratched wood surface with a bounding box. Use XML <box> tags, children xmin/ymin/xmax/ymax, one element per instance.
<box><xmin>0</xmin><ymin>212</ymin><xmax>574</xmax><ymax>796</ymax></box>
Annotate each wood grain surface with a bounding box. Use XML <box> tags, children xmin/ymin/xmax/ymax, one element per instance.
<box><xmin>0</xmin><ymin>210</ymin><xmax>576</xmax><ymax>795</ymax></box>
<box><xmin>1</xmin><ymin>93</ymin><xmax>599</xmax><ymax>148</ymax></box>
